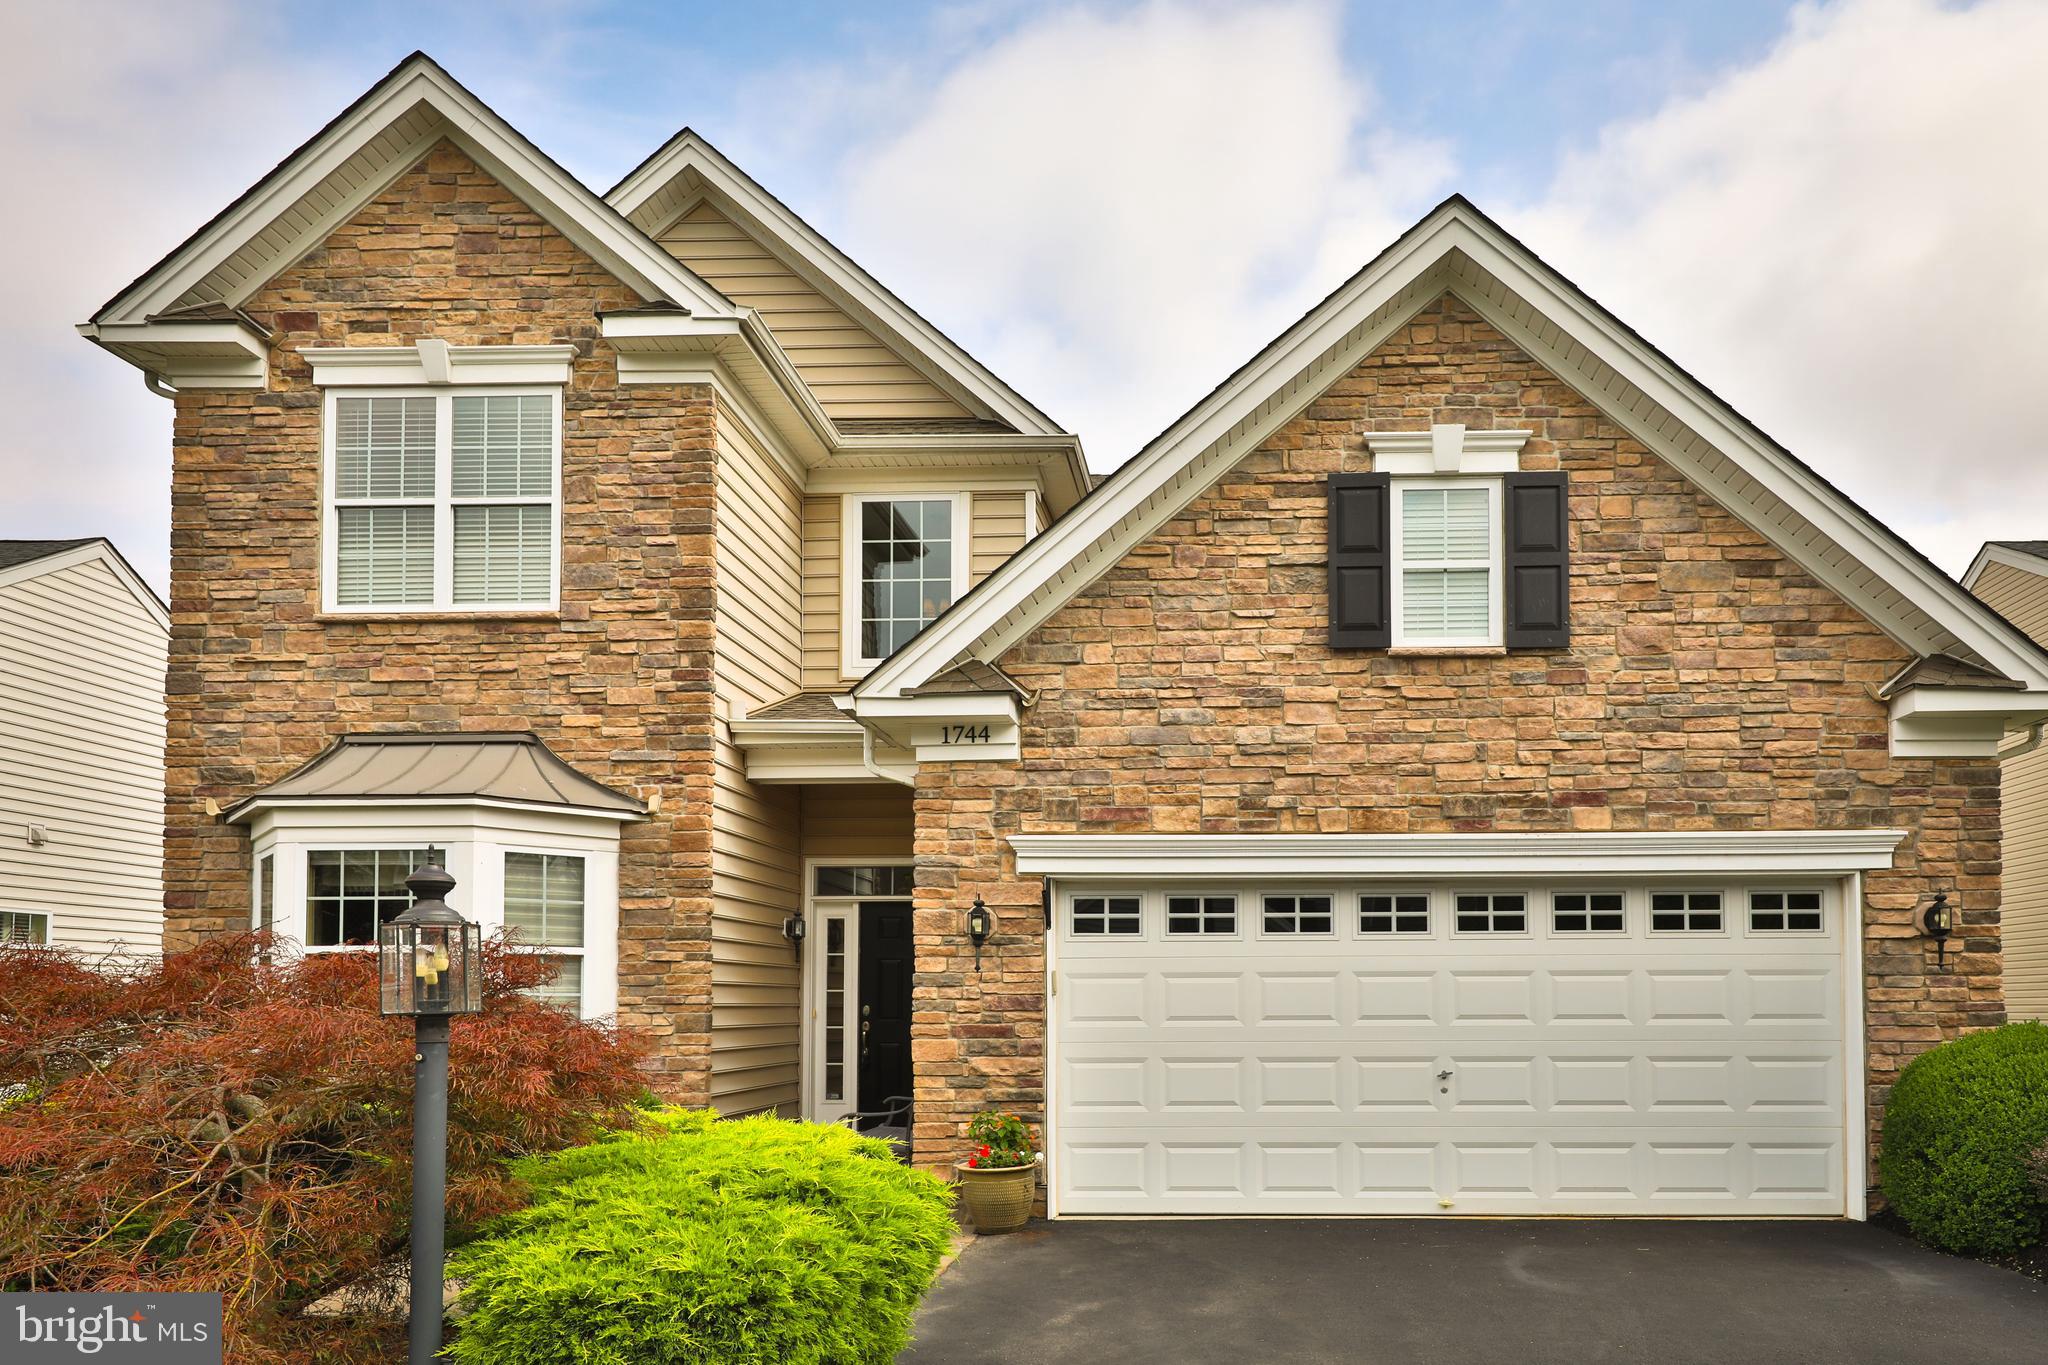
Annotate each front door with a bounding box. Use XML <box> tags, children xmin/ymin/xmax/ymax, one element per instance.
<box><xmin>857</xmin><ymin>902</ymin><xmax>914</xmax><ymax>1125</ymax></box>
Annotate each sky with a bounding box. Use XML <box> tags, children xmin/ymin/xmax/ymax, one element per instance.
<box><xmin>3</xmin><ymin>0</ymin><xmax>2045</xmax><ymax>594</ymax></box>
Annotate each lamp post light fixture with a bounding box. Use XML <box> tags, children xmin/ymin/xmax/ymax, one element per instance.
<box><xmin>1921</xmin><ymin>891</ymin><xmax>1956</xmax><ymax>971</ymax></box>
<box><xmin>378</xmin><ymin>850</ymin><xmax>482</xmax><ymax>1365</ymax></box>
<box><xmin>967</xmin><ymin>895</ymin><xmax>995</xmax><ymax>972</ymax></box>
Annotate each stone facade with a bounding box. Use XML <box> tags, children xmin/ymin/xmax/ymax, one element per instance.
<box><xmin>911</xmin><ymin>296</ymin><xmax>2002</xmax><ymax>1177</ymax></box>
<box><xmin>164</xmin><ymin>143</ymin><xmax>718</xmax><ymax>1096</ymax></box>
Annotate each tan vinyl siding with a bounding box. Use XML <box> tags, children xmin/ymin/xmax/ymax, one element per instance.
<box><xmin>711</xmin><ymin>402</ymin><xmax>806</xmax><ymax>1115</ymax></box>
<box><xmin>660</xmin><ymin>201</ymin><xmax>969</xmax><ymax>422</ymax></box>
<box><xmin>800</xmin><ymin>785</ymin><xmax>914</xmax><ymax>863</ymax></box>
<box><xmin>801</xmin><ymin>490</ymin><xmax>1033</xmax><ymax>688</ymax></box>
<box><xmin>971</xmin><ymin>490</ymin><xmax>1031</xmax><ymax>580</ymax></box>
<box><xmin>1974</xmin><ymin>557</ymin><xmax>2048</xmax><ymax>1019</ymax></box>
<box><xmin>0</xmin><ymin>557</ymin><xmax>166</xmax><ymax>957</ymax></box>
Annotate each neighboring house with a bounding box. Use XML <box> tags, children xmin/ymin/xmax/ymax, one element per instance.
<box><xmin>81</xmin><ymin>52</ymin><xmax>2048</xmax><ymax>1220</ymax></box>
<box><xmin>0</xmin><ymin>538</ymin><xmax>169</xmax><ymax>958</ymax></box>
<box><xmin>1962</xmin><ymin>541</ymin><xmax>2048</xmax><ymax>1022</ymax></box>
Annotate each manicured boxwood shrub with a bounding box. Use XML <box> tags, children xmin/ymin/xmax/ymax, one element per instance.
<box><xmin>1879</xmin><ymin>1020</ymin><xmax>2048</xmax><ymax>1254</ymax></box>
<box><xmin>448</xmin><ymin>1109</ymin><xmax>956</xmax><ymax>1365</ymax></box>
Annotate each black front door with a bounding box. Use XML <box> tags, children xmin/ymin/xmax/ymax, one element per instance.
<box><xmin>857</xmin><ymin>902</ymin><xmax>913</xmax><ymax>1123</ymax></box>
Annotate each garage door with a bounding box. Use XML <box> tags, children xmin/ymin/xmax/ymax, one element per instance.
<box><xmin>1052</xmin><ymin>880</ymin><xmax>1847</xmax><ymax>1216</ymax></box>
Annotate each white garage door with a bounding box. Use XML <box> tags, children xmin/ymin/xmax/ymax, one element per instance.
<box><xmin>1052</xmin><ymin>880</ymin><xmax>1848</xmax><ymax>1216</ymax></box>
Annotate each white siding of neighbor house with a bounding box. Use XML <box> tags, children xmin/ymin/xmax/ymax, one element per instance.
<box><xmin>0</xmin><ymin>555</ymin><xmax>167</xmax><ymax>958</ymax></box>
<box><xmin>1972</xmin><ymin>558</ymin><xmax>2048</xmax><ymax>1020</ymax></box>
<box><xmin>711</xmin><ymin>401</ymin><xmax>807</xmax><ymax>1115</ymax></box>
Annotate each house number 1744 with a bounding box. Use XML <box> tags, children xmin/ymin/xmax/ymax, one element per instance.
<box><xmin>938</xmin><ymin>724</ymin><xmax>992</xmax><ymax>745</ymax></box>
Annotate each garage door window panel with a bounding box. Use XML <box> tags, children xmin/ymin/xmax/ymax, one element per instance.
<box><xmin>1552</xmin><ymin>891</ymin><xmax>1627</xmax><ymax>935</ymax></box>
<box><xmin>1651</xmin><ymin>891</ymin><xmax>1724</xmax><ymax>934</ymax></box>
<box><xmin>1748</xmin><ymin>890</ymin><xmax>1824</xmax><ymax>934</ymax></box>
<box><xmin>1167</xmin><ymin>894</ymin><xmax>1237</xmax><ymax>936</ymax></box>
<box><xmin>1262</xmin><ymin>894</ymin><xmax>1335</xmax><ymax>936</ymax></box>
<box><xmin>1454</xmin><ymin>892</ymin><xmax>1527</xmax><ymax>935</ymax></box>
<box><xmin>1360</xmin><ymin>893</ymin><xmax>1431</xmax><ymax>935</ymax></box>
<box><xmin>1072</xmin><ymin>895</ymin><xmax>1143</xmax><ymax>936</ymax></box>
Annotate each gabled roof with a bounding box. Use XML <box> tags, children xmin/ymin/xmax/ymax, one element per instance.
<box><xmin>86</xmin><ymin>52</ymin><xmax>734</xmax><ymax>332</ymax></box>
<box><xmin>223</xmin><ymin>732</ymin><xmax>645</xmax><ymax>822</ymax></box>
<box><xmin>1963</xmin><ymin>540</ymin><xmax>2048</xmax><ymax>590</ymax></box>
<box><xmin>608</xmin><ymin>127</ymin><xmax>1068</xmax><ymax>439</ymax></box>
<box><xmin>0</xmin><ymin>537</ymin><xmax>169</xmax><ymax>631</ymax></box>
<box><xmin>856</xmin><ymin>195</ymin><xmax>2048</xmax><ymax>701</ymax></box>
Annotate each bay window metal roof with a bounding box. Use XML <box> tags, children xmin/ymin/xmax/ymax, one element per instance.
<box><xmin>222</xmin><ymin>732</ymin><xmax>646</xmax><ymax>822</ymax></box>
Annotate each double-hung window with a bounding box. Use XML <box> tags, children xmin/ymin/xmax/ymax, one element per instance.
<box><xmin>1391</xmin><ymin>479</ymin><xmax>1501</xmax><ymax>646</ymax></box>
<box><xmin>843</xmin><ymin>494</ymin><xmax>967</xmax><ymax>671</ymax></box>
<box><xmin>324</xmin><ymin>390</ymin><xmax>560</xmax><ymax>612</ymax></box>
<box><xmin>505</xmin><ymin>851</ymin><xmax>587</xmax><ymax>1010</ymax></box>
<box><xmin>0</xmin><ymin>910</ymin><xmax>49</xmax><ymax>946</ymax></box>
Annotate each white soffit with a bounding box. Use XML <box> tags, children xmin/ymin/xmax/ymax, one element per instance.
<box><xmin>607</xmin><ymin>129</ymin><xmax>1069</xmax><ymax>439</ymax></box>
<box><xmin>1010</xmin><ymin>830</ymin><xmax>1908</xmax><ymax>877</ymax></box>
<box><xmin>856</xmin><ymin>197</ymin><xmax>2048</xmax><ymax>701</ymax></box>
<box><xmin>87</xmin><ymin>53</ymin><xmax>735</xmax><ymax>331</ymax></box>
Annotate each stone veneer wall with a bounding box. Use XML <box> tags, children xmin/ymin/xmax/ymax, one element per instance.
<box><xmin>164</xmin><ymin>143</ymin><xmax>717</xmax><ymax>1097</ymax></box>
<box><xmin>911</xmin><ymin>295</ymin><xmax>2002</xmax><ymax>1180</ymax></box>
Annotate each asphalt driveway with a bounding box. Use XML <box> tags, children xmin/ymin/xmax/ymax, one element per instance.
<box><xmin>900</xmin><ymin>1219</ymin><xmax>2048</xmax><ymax>1364</ymax></box>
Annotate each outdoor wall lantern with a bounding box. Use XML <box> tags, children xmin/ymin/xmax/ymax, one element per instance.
<box><xmin>378</xmin><ymin>850</ymin><xmax>482</xmax><ymax>1365</ymax></box>
<box><xmin>782</xmin><ymin>913</ymin><xmax>807</xmax><ymax>955</ymax></box>
<box><xmin>1921</xmin><ymin>891</ymin><xmax>1956</xmax><ymax>971</ymax></box>
<box><xmin>967</xmin><ymin>896</ymin><xmax>995</xmax><ymax>972</ymax></box>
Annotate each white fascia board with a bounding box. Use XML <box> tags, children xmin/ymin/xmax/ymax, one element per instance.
<box><xmin>726</xmin><ymin>718</ymin><xmax>915</xmax><ymax>783</ymax></box>
<box><xmin>607</xmin><ymin>132</ymin><xmax>1067</xmax><ymax>438</ymax></box>
<box><xmin>301</xmin><ymin>344</ymin><xmax>576</xmax><ymax>387</ymax></box>
<box><xmin>604</xmin><ymin>312</ymin><xmax>833</xmax><ymax>464</ymax></box>
<box><xmin>853</xmin><ymin>244</ymin><xmax>1460</xmax><ymax>698</ymax></box>
<box><xmin>76</xmin><ymin>320</ymin><xmax>269</xmax><ymax>390</ymax></box>
<box><xmin>845</xmin><ymin>693</ymin><xmax>1020</xmax><ymax>724</ymax></box>
<box><xmin>1009</xmin><ymin>830</ymin><xmax>1909</xmax><ymax>878</ymax></box>
<box><xmin>859</xmin><ymin>197</ymin><xmax>2048</xmax><ymax>699</ymax></box>
<box><xmin>1962</xmin><ymin>542</ymin><xmax>2048</xmax><ymax>590</ymax></box>
<box><xmin>0</xmin><ymin>540</ymin><xmax>170</xmax><ymax>633</ymax></box>
<box><xmin>1436</xmin><ymin>217</ymin><xmax>2048</xmax><ymax>690</ymax></box>
<box><xmin>92</xmin><ymin>58</ymin><xmax>733</xmax><ymax>330</ymax></box>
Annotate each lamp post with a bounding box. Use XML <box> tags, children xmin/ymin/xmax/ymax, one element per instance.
<box><xmin>379</xmin><ymin>852</ymin><xmax>482</xmax><ymax>1364</ymax></box>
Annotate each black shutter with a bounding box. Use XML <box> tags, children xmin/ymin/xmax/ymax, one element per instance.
<box><xmin>1328</xmin><ymin>473</ymin><xmax>1391</xmax><ymax>649</ymax></box>
<box><xmin>1504</xmin><ymin>472</ymin><xmax>1570</xmax><ymax>650</ymax></box>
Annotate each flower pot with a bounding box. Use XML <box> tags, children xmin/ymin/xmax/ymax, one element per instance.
<box><xmin>956</xmin><ymin>1161</ymin><xmax>1036</xmax><ymax>1233</ymax></box>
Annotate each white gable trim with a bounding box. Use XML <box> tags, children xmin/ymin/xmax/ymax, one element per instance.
<box><xmin>608</xmin><ymin>131</ymin><xmax>1068</xmax><ymax>439</ymax></box>
<box><xmin>1962</xmin><ymin>542</ymin><xmax>2048</xmax><ymax>591</ymax></box>
<box><xmin>855</xmin><ymin>199</ymin><xmax>2048</xmax><ymax>715</ymax></box>
<box><xmin>0</xmin><ymin>541</ymin><xmax>170</xmax><ymax>634</ymax></box>
<box><xmin>89</xmin><ymin>55</ymin><xmax>733</xmax><ymax>330</ymax></box>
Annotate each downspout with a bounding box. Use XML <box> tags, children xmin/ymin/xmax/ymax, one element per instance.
<box><xmin>859</xmin><ymin>715</ymin><xmax>915</xmax><ymax>788</ymax></box>
<box><xmin>142</xmin><ymin>370</ymin><xmax>178</xmax><ymax>400</ymax></box>
<box><xmin>2003</xmin><ymin>719</ymin><xmax>2048</xmax><ymax>761</ymax></box>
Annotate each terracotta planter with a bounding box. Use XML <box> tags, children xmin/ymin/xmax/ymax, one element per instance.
<box><xmin>956</xmin><ymin>1162</ymin><xmax>1036</xmax><ymax>1233</ymax></box>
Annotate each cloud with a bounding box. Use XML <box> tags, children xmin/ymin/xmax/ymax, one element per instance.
<box><xmin>835</xmin><ymin>1</ymin><xmax>1452</xmax><ymax>457</ymax></box>
<box><xmin>0</xmin><ymin>4</ymin><xmax>356</xmax><ymax>593</ymax></box>
<box><xmin>1508</xmin><ymin>0</ymin><xmax>2048</xmax><ymax>573</ymax></box>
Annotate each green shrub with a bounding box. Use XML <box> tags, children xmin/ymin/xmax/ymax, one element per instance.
<box><xmin>1879</xmin><ymin>1021</ymin><xmax>2048</xmax><ymax>1254</ymax></box>
<box><xmin>448</xmin><ymin>1108</ymin><xmax>956</xmax><ymax>1365</ymax></box>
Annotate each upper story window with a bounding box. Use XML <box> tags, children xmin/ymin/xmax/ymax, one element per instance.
<box><xmin>323</xmin><ymin>389</ymin><xmax>560</xmax><ymax>613</ymax></box>
<box><xmin>843</xmin><ymin>494</ymin><xmax>967</xmax><ymax>672</ymax></box>
<box><xmin>1392</xmin><ymin>478</ymin><xmax>1501</xmax><ymax>646</ymax></box>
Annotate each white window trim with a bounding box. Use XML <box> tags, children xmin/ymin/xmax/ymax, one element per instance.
<box><xmin>0</xmin><ymin>908</ymin><xmax>51</xmax><ymax>946</ymax></box>
<box><xmin>1389</xmin><ymin>475</ymin><xmax>1503</xmax><ymax>648</ymax></box>
<box><xmin>243</xmin><ymin>801</ymin><xmax>620</xmax><ymax>1020</ymax></box>
<box><xmin>320</xmin><ymin>386</ymin><xmax>563</xmax><ymax>615</ymax></box>
<box><xmin>840</xmin><ymin>491</ymin><xmax>970</xmax><ymax>677</ymax></box>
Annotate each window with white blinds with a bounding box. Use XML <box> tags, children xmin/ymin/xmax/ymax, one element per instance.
<box><xmin>1392</xmin><ymin>479</ymin><xmax>1500</xmax><ymax>645</ymax></box>
<box><xmin>505</xmin><ymin>851</ymin><xmax>585</xmax><ymax>1010</ymax></box>
<box><xmin>324</xmin><ymin>389</ymin><xmax>559</xmax><ymax>611</ymax></box>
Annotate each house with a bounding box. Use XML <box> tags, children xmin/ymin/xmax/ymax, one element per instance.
<box><xmin>0</xmin><ymin>538</ymin><xmax>169</xmax><ymax>958</ymax></box>
<box><xmin>1961</xmin><ymin>541</ymin><xmax>2048</xmax><ymax>1022</ymax></box>
<box><xmin>81</xmin><ymin>51</ymin><xmax>2048</xmax><ymax>1219</ymax></box>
